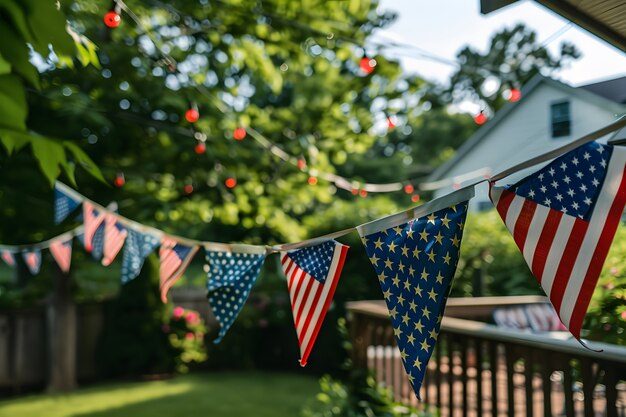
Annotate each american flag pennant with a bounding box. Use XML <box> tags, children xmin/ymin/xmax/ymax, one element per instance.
<box><xmin>78</xmin><ymin>224</ymin><xmax>105</xmax><ymax>260</ymax></box>
<box><xmin>280</xmin><ymin>240</ymin><xmax>348</xmax><ymax>366</ymax></box>
<box><xmin>358</xmin><ymin>196</ymin><xmax>470</xmax><ymax>401</ymax></box>
<box><xmin>22</xmin><ymin>250</ymin><xmax>42</xmax><ymax>275</ymax></box>
<box><xmin>83</xmin><ymin>201</ymin><xmax>106</xmax><ymax>253</ymax></box>
<box><xmin>490</xmin><ymin>141</ymin><xmax>626</xmax><ymax>339</ymax></box>
<box><xmin>206</xmin><ymin>247</ymin><xmax>266</xmax><ymax>343</ymax></box>
<box><xmin>49</xmin><ymin>238</ymin><xmax>73</xmax><ymax>273</ymax></box>
<box><xmin>102</xmin><ymin>214</ymin><xmax>128</xmax><ymax>266</ymax></box>
<box><xmin>120</xmin><ymin>228</ymin><xmax>160</xmax><ymax>283</ymax></box>
<box><xmin>1</xmin><ymin>251</ymin><xmax>15</xmax><ymax>267</ymax></box>
<box><xmin>159</xmin><ymin>237</ymin><xmax>199</xmax><ymax>303</ymax></box>
<box><xmin>54</xmin><ymin>184</ymin><xmax>81</xmax><ymax>224</ymax></box>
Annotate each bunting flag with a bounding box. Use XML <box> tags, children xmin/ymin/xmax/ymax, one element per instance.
<box><xmin>159</xmin><ymin>237</ymin><xmax>199</xmax><ymax>303</ymax></box>
<box><xmin>358</xmin><ymin>199</ymin><xmax>470</xmax><ymax>400</ymax></box>
<box><xmin>49</xmin><ymin>238</ymin><xmax>73</xmax><ymax>273</ymax></box>
<box><xmin>1</xmin><ymin>251</ymin><xmax>15</xmax><ymax>267</ymax></box>
<box><xmin>206</xmin><ymin>248</ymin><xmax>266</xmax><ymax>343</ymax></box>
<box><xmin>78</xmin><ymin>224</ymin><xmax>105</xmax><ymax>260</ymax></box>
<box><xmin>490</xmin><ymin>141</ymin><xmax>626</xmax><ymax>339</ymax></box>
<box><xmin>54</xmin><ymin>184</ymin><xmax>81</xmax><ymax>224</ymax></box>
<box><xmin>120</xmin><ymin>229</ymin><xmax>160</xmax><ymax>283</ymax></box>
<box><xmin>280</xmin><ymin>240</ymin><xmax>349</xmax><ymax>366</ymax></box>
<box><xmin>83</xmin><ymin>201</ymin><xmax>106</xmax><ymax>253</ymax></box>
<box><xmin>22</xmin><ymin>250</ymin><xmax>42</xmax><ymax>275</ymax></box>
<box><xmin>102</xmin><ymin>214</ymin><xmax>128</xmax><ymax>266</ymax></box>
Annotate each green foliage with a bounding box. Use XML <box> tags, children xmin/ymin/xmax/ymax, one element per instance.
<box><xmin>431</xmin><ymin>23</ymin><xmax>581</xmax><ymax>114</ymax></box>
<box><xmin>452</xmin><ymin>210</ymin><xmax>542</xmax><ymax>297</ymax></box>
<box><xmin>167</xmin><ymin>306</ymin><xmax>208</xmax><ymax>373</ymax></box>
<box><xmin>583</xmin><ymin>226</ymin><xmax>626</xmax><ymax>345</ymax></box>
<box><xmin>302</xmin><ymin>372</ymin><xmax>430</xmax><ymax>417</ymax></box>
<box><xmin>0</xmin><ymin>0</ymin><xmax>103</xmax><ymax>185</ymax></box>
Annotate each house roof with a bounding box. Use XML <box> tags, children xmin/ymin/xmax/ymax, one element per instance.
<box><xmin>427</xmin><ymin>75</ymin><xmax>626</xmax><ymax>182</ymax></box>
<box><xmin>480</xmin><ymin>0</ymin><xmax>626</xmax><ymax>53</ymax></box>
<box><xmin>579</xmin><ymin>76</ymin><xmax>626</xmax><ymax>104</ymax></box>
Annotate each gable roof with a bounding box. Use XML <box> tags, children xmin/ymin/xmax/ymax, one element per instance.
<box><xmin>579</xmin><ymin>76</ymin><xmax>626</xmax><ymax>104</ymax></box>
<box><xmin>427</xmin><ymin>75</ymin><xmax>626</xmax><ymax>183</ymax></box>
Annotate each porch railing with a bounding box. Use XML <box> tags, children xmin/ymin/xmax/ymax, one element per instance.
<box><xmin>346</xmin><ymin>299</ymin><xmax>626</xmax><ymax>417</ymax></box>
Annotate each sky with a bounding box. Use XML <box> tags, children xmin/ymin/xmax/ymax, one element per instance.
<box><xmin>372</xmin><ymin>0</ymin><xmax>626</xmax><ymax>87</ymax></box>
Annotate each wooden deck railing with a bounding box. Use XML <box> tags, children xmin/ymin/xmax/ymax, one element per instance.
<box><xmin>347</xmin><ymin>299</ymin><xmax>626</xmax><ymax>417</ymax></box>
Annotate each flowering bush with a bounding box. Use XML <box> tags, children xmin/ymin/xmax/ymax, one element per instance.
<box><xmin>165</xmin><ymin>306</ymin><xmax>208</xmax><ymax>373</ymax></box>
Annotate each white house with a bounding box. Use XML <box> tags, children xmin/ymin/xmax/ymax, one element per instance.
<box><xmin>426</xmin><ymin>75</ymin><xmax>626</xmax><ymax>210</ymax></box>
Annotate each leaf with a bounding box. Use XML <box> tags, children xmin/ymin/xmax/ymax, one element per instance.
<box><xmin>63</xmin><ymin>141</ymin><xmax>106</xmax><ymax>183</ymax></box>
<box><xmin>0</xmin><ymin>74</ymin><xmax>27</xmax><ymax>131</ymax></box>
<box><xmin>75</xmin><ymin>42</ymin><xmax>91</xmax><ymax>67</ymax></box>
<box><xmin>0</xmin><ymin>25</ymin><xmax>39</xmax><ymax>88</ymax></box>
<box><xmin>22</xmin><ymin>0</ymin><xmax>75</xmax><ymax>56</ymax></box>
<box><xmin>0</xmin><ymin>52</ymin><xmax>11</xmax><ymax>75</ymax></box>
<box><xmin>0</xmin><ymin>128</ymin><xmax>31</xmax><ymax>154</ymax></box>
<box><xmin>30</xmin><ymin>136</ymin><xmax>66</xmax><ymax>186</ymax></box>
<box><xmin>0</xmin><ymin>0</ymin><xmax>34</xmax><ymax>44</ymax></box>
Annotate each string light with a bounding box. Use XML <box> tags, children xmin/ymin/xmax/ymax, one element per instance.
<box><xmin>411</xmin><ymin>194</ymin><xmax>420</xmax><ymax>203</ymax></box>
<box><xmin>104</xmin><ymin>11</ymin><xmax>121</xmax><ymax>28</ymax></box>
<box><xmin>387</xmin><ymin>116</ymin><xmax>396</xmax><ymax>129</ymax></box>
<box><xmin>505</xmin><ymin>88</ymin><xmax>521</xmax><ymax>102</ymax></box>
<box><xmin>359</xmin><ymin>189</ymin><xmax>368</xmax><ymax>197</ymax></box>
<box><xmin>297</xmin><ymin>159</ymin><xmax>306</xmax><ymax>170</ymax></box>
<box><xmin>359</xmin><ymin>56</ymin><xmax>376</xmax><ymax>75</ymax></box>
<box><xmin>194</xmin><ymin>142</ymin><xmax>206</xmax><ymax>154</ymax></box>
<box><xmin>474</xmin><ymin>112</ymin><xmax>487</xmax><ymax>125</ymax></box>
<box><xmin>308</xmin><ymin>176</ymin><xmax>317</xmax><ymax>186</ymax></box>
<box><xmin>185</xmin><ymin>107</ymin><xmax>199</xmax><ymax>123</ymax></box>
<box><xmin>233</xmin><ymin>128</ymin><xmax>246</xmax><ymax>141</ymax></box>
<box><xmin>403</xmin><ymin>184</ymin><xmax>414</xmax><ymax>194</ymax></box>
<box><xmin>183</xmin><ymin>183</ymin><xmax>194</xmax><ymax>194</ymax></box>
<box><xmin>225</xmin><ymin>177</ymin><xmax>237</xmax><ymax>188</ymax></box>
<box><xmin>113</xmin><ymin>172</ymin><xmax>125</xmax><ymax>187</ymax></box>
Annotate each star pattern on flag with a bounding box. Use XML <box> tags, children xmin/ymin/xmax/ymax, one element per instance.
<box><xmin>287</xmin><ymin>240</ymin><xmax>336</xmax><ymax>283</ymax></box>
<box><xmin>514</xmin><ymin>142</ymin><xmax>609</xmax><ymax>220</ymax></box>
<box><xmin>54</xmin><ymin>185</ymin><xmax>81</xmax><ymax>224</ymax></box>
<box><xmin>361</xmin><ymin>202</ymin><xmax>468</xmax><ymax>400</ymax></box>
<box><xmin>120</xmin><ymin>229</ymin><xmax>160</xmax><ymax>283</ymax></box>
<box><xmin>206</xmin><ymin>250</ymin><xmax>265</xmax><ymax>343</ymax></box>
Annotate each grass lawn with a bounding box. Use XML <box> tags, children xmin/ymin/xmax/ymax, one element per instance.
<box><xmin>0</xmin><ymin>372</ymin><xmax>319</xmax><ymax>417</ymax></box>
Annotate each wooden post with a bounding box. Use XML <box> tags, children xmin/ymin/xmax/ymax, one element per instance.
<box><xmin>46</xmin><ymin>267</ymin><xmax>77</xmax><ymax>392</ymax></box>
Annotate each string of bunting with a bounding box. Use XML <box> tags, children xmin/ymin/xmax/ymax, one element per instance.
<box><xmin>2</xmin><ymin>117</ymin><xmax>626</xmax><ymax>399</ymax></box>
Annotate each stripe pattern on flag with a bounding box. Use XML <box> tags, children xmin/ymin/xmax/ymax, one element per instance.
<box><xmin>83</xmin><ymin>201</ymin><xmax>106</xmax><ymax>253</ymax></box>
<box><xmin>490</xmin><ymin>141</ymin><xmax>626</xmax><ymax>338</ymax></box>
<box><xmin>1</xmin><ymin>251</ymin><xmax>15</xmax><ymax>267</ymax></box>
<box><xmin>102</xmin><ymin>214</ymin><xmax>128</xmax><ymax>266</ymax></box>
<box><xmin>159</xmin><ymin>237</ymin><xmax>198</xmax><ymax>303</ymax></box>
<box><xmin>22</xmin><ymin>251</ymin><xmax>42</xmax><ymax>275</ymax></box>
<box><xmin>280</xmin><ymin>240</ymin><xmax>349</xmax><ymax>366</ymax></box>
<box><xmin>50</xmin><ymin>238</ymin><xmax>73</xmax><ymax>273</ymax></box>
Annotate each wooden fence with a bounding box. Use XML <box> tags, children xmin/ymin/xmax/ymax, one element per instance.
<box><xmin>347</xmin><ymin>299</ymin><xmax>626</xmax><ymax>417</ymax></box>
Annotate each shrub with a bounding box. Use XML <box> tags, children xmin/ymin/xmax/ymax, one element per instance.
<box><xmin>166</xmin><ymin>306</ymin><xmax>208</xmax><ymax>373</ymax></box>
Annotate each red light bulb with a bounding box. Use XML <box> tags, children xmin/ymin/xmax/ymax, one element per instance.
<box><xmin>184</xmin><ymin>184</ymin><xmax>194</xmax><ymax>194</ymax></box>
<box><xmin>233</xmin><ymin>128</ymin><xmax>246</xmax><ymax>140</ymax></box>
<box><xmin>351</xmin><ymin>188</ymin><xmax>358</xmax><ymax>195</ymax></box>
<box><xmin>308</xmin><ymin>176</ymin><xmax>317</xmax><ymax>186</ymax></box>
<box><xmin>225</xmin><ymin>177</ymin><xmax>237</xmax><ymax>188</ymax></box>
<box><xmin>387</xmin><ymin>116</ymin><xmax>396</xmax><ymax>129</ymax></box>
<box><xmin>404</xmin><ymin>184</ymin><xmax>414</xmax><ymax>194</ymax></box>
<box><xmin>359</xmin><ymin>189</ymin><xmax>368</xmax><ymax>197</ymax></box>
<box><xmin>185</xmin><ymin>109</ymin><xmax>199</xmax><ymax>123</ymax></box>
<box><xmin>411</xmin><ymin>194</ymin><xmax>420</xmax><ymax>203</ymax></box>
<box><xmin>297</xmin><ymin>159</ymin><xmax>306</xmax><ymax>170</ymax></box>
<box><xmin>474</xmin><ymin>113</ymin><xmax>487</xmax><ymax>125</ymax></box>
<box><xmin>508</xmin><ymin>88</ymin><xmax>521</xmax><ymax>102</ymax></box>
<box><xmin>113</xmin><ymin>173</ymin><xmax>125</xmax><ymax>187</ymax></box>
<box><xmin>104</xmin><ymin>11</ymin><xmax>121</xmax><ymax>28</ymax></box>
<box><xmin>194</xmin><ymin>142</ymin><xmax>206</xmax><ymax>154</ymax></box>
<box><xmin>359</xmin><ymin>57</ymin><xmax>376</xmax><ymax>74</ymax></box>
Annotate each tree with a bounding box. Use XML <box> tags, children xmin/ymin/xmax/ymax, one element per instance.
<box><xmin>434</xmin><ymin>23</ymin><xmax>581</xmax><ymax>115</ymax></box>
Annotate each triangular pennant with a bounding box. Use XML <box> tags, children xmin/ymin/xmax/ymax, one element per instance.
<box><xmin>120</xmin><ymin>228</ymin><xmax>160</xmax><ymax>283</ymax></box>
<box><xmin>206</xmin><ymin>248</ymin><xmax>266</xmax><ymax>343</ymax></box>
<box><xmin>1</xmin><ymin>251</ymin><xmax>15</xmax><ymax>267</ymax></box>
<box><xmin>54</xmin><ymin>184</ymin><xmax>81</xmax><ymax>224</ymax></box>
<box><xmin>22</xmin><ymin>250</ymin><xmax>42</xmax><ymax>275</ymax></box>
<box><xmin>83</xmin><ymin>201</ymin><xmax>106</xmax><ymax>253</ymax></box>
<box><xmin>102</xmin><ymin>214</ymin><xmax>128</xmax><ymax>266</ymax></box>
<box><xmin>159</xmin><ymin>237</ymin><xmax>198</xmax><ymax>303</ymax></box>
<box><xmin>49</xmin><ymin>238</ymin><xmax>73</xmax><ymax>273</ymax></box>
<box><xmin>489</xmin><ymin>141</ymin><xmax>626</xmax><ymax>339</ymax></box>
<box><xmin>358</xmin><ymin>201</ymin><xmax>469</xmax><ymax>400</ymax></box>
<box><xmin>280</xmin><ymin>240</ymin><xmax>349</xmax><ymax>366</ymax></box>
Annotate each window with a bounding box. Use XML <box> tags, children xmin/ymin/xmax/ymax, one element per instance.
<box><xmin>551</xmin><ymin>101</ymin><xmax>570</xmax><ymax>138</ymax></box>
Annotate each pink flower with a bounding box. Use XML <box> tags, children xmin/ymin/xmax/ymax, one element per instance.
<box><xmin>173</xmin><ymin>306</ymin><xmax>185</xmax><ymax>319</ymax></box>
<box><xmin>621</xmin><ymin>311</ymin><xmax>626</xmax><ymax>321</ymax></box>
<box><xmin>185</xmin><ymin>332</ymin><xmax>194</xmax><ymax>341</ymax></box>
<box><xmin>186</xmin><ymin>312</ymin><xmax>199</xmax><ymax>324</ymax></box>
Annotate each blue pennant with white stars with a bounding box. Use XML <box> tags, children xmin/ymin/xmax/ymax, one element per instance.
<box><xmin>359</xmin><ymin>202</ymin><xmax>468</xmax><ymax>400</ymax></box>
<box><xmin>205</xmin><ymin>249</ymin><xmax>266</xmax><ymax>343</ymax></box>
<box><xmin>120</xmin><ymin>229</ymin><xmax>160</xmax><ymax>284</ymax></box>
<box><xmin>54</xmin><ymin>184</ymin><xmax>81</xmax><ymax>224</ymax></box>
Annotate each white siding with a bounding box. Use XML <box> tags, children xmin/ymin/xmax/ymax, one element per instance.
<box><xmin>433</xmin><ymin>83</ymin><xmax>622</xmax><ymax>208</ymax></box>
